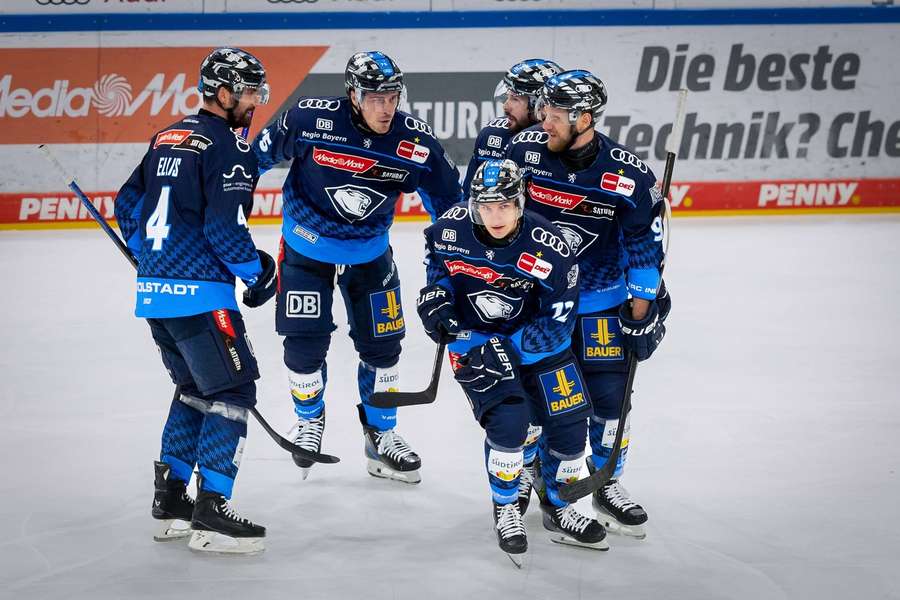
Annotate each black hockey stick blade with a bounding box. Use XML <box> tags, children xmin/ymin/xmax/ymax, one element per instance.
<box><xmin>558</xmin><ymin>353</ymin><xmax>637</xmax><ymax>503</ymax></box>
<box><xmin>249</xmin><ymin>407</ymin><xmax>340</xmax><ymax>464</ymax></box>
<box><xmin>369</xmin><ymin>342</ymin><xmax>446</xmax><ymax>408</ymax></box>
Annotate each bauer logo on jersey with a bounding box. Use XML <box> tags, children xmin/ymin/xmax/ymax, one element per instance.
<box><xmin>370</xmin><ymin>286</ymin><xmax>405</xmax><ymax>337</ymax></box>
<box><xmin>325</xmin><ymin>184</ymin><xmax>388</xmax><ymax>223</ymax></box>
<box><xmin>581</xmin><ymin>317</ymin><xmax>624</xmax><ymax>362</ymax></box>
<box><xmin>600</xmin><ymin>172</ymin><xmax>636</xmax><ymax>197</ymax></box>
<box><xmin>467</xmin><ymin>290</ymin><xmax>524</xmax><ymax>323</ymax></box>
<box><xmin>539</xmin><ymin>363</ymin><xmax>588</xmax><ymax>417</ymax></box>
<box><xmin>396</xmin><ymin>140</ymin><xmax>430</xmax><ymax>164</ymax></box>
<box><xmin>517</xmin><ymin>252</ymin><xmax>553</xmax><ymax>280</ymax></box>
<box><xmin>527</xmin><ymin>181</ymin><xmax>586</xmax><ymax>210</ymax></box>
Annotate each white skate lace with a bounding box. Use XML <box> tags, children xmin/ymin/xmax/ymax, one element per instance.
<box><xmin>217</xmin><ymin>500</ymin><xmax>253</xmax><ymax>526</ymax></box>
<box><xmin>288</xmin><ymin>414</ymin><xmax>325</xmax><ymax>451</ymax></box>
<box><xmin>518</xmin><ymin>463</ymin><xmax>535</xmax><ymax>498</ymax></box>
<box><xmin>496</xmin><ymin>502</ymin><xmax>526</xmax><ymax>540</ymax></box>
<box><xmin>376</xmin><ymin>429</ymin><xmax>417</xmax><ymax>462</ymax></box>
<box><xmin>557</xmin><ymin>504</ymin><xmax>593</xmax><ymax>534</ymax></box>
<box><xmin>603</xmin><ymin>480</ymin><xmax>639</xmax><ymax>511</ymax></box>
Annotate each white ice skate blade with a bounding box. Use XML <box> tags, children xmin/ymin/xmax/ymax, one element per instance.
<box><xmin>546</xmin><ymin>532</ymin><xmax>610</xmax><ymax>551</ymax></box>
<box><xmin>366</xmin><ymin>459</ymin><xmax>421</xmax><ymax>484</ymax></box>
<box><xmin>153</xmin><ymin>519</ymin><xmax>192</xmax><ymax>542</ymax></box>
<box><xmin>299</xmin><ymin>467</ymin><xmax>313</xmax><ymax>481</ymax></box>
<box><xmin>505</xmin><ymin>552</ymin><xmax>525</xmax><ymax>569</ymax></box>
<box><xmin>188</xmin><ymin>530</ymin><xmax>265</xmax><ymax>556</ymax></box>
<box><xmin>594</xmin><ymin>504</ymin><xmax>647</xmax><ymax>540</ymax></box>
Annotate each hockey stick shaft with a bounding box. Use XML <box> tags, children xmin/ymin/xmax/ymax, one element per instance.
<box><xmin>559</xmin><ymin>90</ymin><xmax>686</xmax><ymax>503</ymax></box>
<box><xmin>38</xmin><ymin>145</ymin><xmax>338</xmax><ymax>465</ymax></box>
<box><xmin>369</xmin><ymin>342</ymin><xmax>446</xmax><ymax>408</ymax></box>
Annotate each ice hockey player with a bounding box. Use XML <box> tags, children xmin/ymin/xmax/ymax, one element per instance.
<box><xmin>505</xmin><ymin>70</ymin><xmax>671</xmax><ymax>539</ymax></box>
<box><xmin>419</xmin><ymin>159</ymin><xmax>608</xmax><ymax>567</ymax></box>
<box><xmin>252</xmin><ymin>51</ymin><xmax>461</xmax><ymax>484</ymax></box>
<box><xmin>114</xmin><ymin>48</ymin><xmax>277</xmax><ymax>555</ymax></box>
<box><xmin>461</xmin><ymin>59</ymin><xmax>563</xmax><ymax>199</ymax></box>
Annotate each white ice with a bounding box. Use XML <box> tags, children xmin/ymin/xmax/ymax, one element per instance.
<box><xmin>1</xmin><ymin>216</ymin><xmax>899</xmax><ymax>600</ymax></box>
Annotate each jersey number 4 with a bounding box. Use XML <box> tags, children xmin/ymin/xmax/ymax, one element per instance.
<box><xmin>146</xmin><ymin>186</ymin><xmax>171</xmax><ymax>251</ymax></box>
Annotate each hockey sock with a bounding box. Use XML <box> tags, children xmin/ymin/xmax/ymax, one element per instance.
<box><xmin>485</xmin><ymin>439</ymin><xmax>523</xmax><ymax>505</ymax></box>
<box><xmin>160</xmin><ymin>393</ymin><xmax>208</xmax><ymax>483</ymax></box>
<box><xmin>358</xmin><ymin>361</ymin><xmax>399</xmax><ymax>431</ymax></box>
<box><xmin>538</xmin><ymin>437</ymin><xmax>583</xmax><ymax>508</ymax></box>
<box><xmin>523</xmin><ymin>424</ymin><xmax>542</xmax><ymax>467</ymax></box>
<box><xmin>589</xmin><ymin>414</ymin><xmax>630</xmax><ymax>479</ymax></box>
<box><xmin>196</xmin><ymin>402</ymin><xmax>248</xmax><ymax>500</ymax></box>
<box><xmin>289</xmin><ymin>363</ymin><xmax>327</xmax><ymax>419</ymax></box>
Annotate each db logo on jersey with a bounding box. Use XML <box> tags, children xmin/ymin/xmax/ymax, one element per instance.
<box><xmin>487</xmin><ymin>135</ymin><xmax>503</xmax><ymax>149</ymax></box>
<box><xmin>396</xmin><ymin>140</ymin><xmax>430</xmax><ymax>164</ymax></box>
<box><xmin>517</xmin><ymin>252</ymin><xmax>553</xmax><ymax>279</ymax></box>
<box><xmin>525</xmin><ymin>151</ymin><xmax>541</xmax><ymax>164</ymax></box>
<box><xmin>600</xmin><ymin>172</ymin><xmax>636</xmax><ymax>197</ymax></box>
<box><xmin>286</xmin><ymin>291</ymin><xmax>321</xmax><ymax>319</ymax></box>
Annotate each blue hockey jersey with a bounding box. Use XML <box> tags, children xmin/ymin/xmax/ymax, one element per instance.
<box><xmin>253</xmin><ymin>96</ymin><xmax>462</xmax><ymax>264</ymax></box>
<box><xmin>505</xmin><ymin>125</ymin><xmax>665</xmax><ymax>313</ymax></box>
<box><xmin>424</xmin><ymin>206</ymin><xmax>580</xmax><ymax>365</ymax></box>
<box><xmin>461</xmin><ymin>117</ymin><xmax>514</xmax><ymax>200</ymax></box>
<box><xmin>114</xmin><ymin>110</ymin><xmax>263</xmax><ymax>318</ymax></box>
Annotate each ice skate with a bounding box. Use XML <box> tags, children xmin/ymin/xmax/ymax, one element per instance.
<box><xmin>358</xmin><ymin>405</ymin><xmax>421</xmax><ymax>484</ymax></box>
<box><xmin>493</xmin><ymin>501</ymin><xmax>527</xmax><ymax>568</ymax></box>
<box><xmin>188</xmin><ymin>483</ymin><xmax>265</xmax><ymax>556</ymax></box>
<box><xmin>587</xmin><ymin>457</ymin><xmax>648</xmax><ymax>539</ymax></box>
<box><xmin>540</xmin><ymin>500</ymin><xmax>609</xmax><ymax>551</ymax></box>
<box><xmin>152</xmin><ymin>461</ymin><xmax>193</xmax><ymax>542</ymax></box>
<box><xmin>288</xmin><ymin>410</ymin><xmax>326</xmax><ymax>480</ymax></box>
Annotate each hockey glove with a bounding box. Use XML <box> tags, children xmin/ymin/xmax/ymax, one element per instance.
<box><xmin>417</xmin><ymin>284</ymin><xmax>461</xmax><ymax>344</ymax></box>
<box><xmin>619</xmin><ymin>300</ymin><xmax>666</xmax><ymax>362</ymax></box>
<box><xmin>454</xmin><ymin>336</ymin><xmax>521</xmax><ymax>394</ymax></box>
<box><xmin>242</xmin><ymin>250</ymin><xmax>277</xmax><ymax>308</ymax></box>
<box><xmin>657</xmin><ymin>279</ymin><xmax>672</xmax><ymax>323</ymax></box>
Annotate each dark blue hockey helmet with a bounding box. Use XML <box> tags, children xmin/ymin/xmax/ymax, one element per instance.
<box><xmin>198</xmin><ymin>47</ymin><xmax>269</xmax><ymax>104</ymax></box>
<box><xmin>345</xmin><ymin>51</ymin><xmax>405</xmax><ymax>103</ymax></box>
<box><xmin>537</xmin><ymin>69</ymin><xmax>607</xmax><ymax>124</ymax></box>
<box><xmin>468</xmin><ymin>159</ymin><xmax>525</xmax><ymax>226</ymax></box>
<box><xmin>494</xmin><ymin>59</ymin><xmax>563</xmax><ymax>121</ymax></box>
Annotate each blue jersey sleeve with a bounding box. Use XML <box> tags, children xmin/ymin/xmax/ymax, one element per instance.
<box><xmin>618</xmin><ymin>173</ymin><xmax>665</xmax><ymax>300</ymax></box>
<box><xmin>201</xmin><ymin>143</ymin><xmax>262</xmax><ymax>284</ymax></box>
<box><xmin>252</xmin><ymin>109</ymin><xmax>302</xmax><ymax>175</ymax></box>
<box><xmin>423</xmin><ymin>225</ymin><xmax>453</xmax><ymax>290</ymax></box>
<box><xmin>114</xmin><ymin>150</ymin><xmax>149</xmax><ymax>254</ymax></box>
<box><xmin>417</xmin><ymin>140</ymin><xmax>462</xmax><ymax>221</ymax></box>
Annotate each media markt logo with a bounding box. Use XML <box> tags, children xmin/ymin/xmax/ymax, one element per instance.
<box><xmin>0</xmin><ymin>71</ymin><xmax>200</xmax><ymax>119</ymax></box>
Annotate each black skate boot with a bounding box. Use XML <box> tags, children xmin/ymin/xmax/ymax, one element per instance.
<box><xmin>152</xmin><ymin>461</ymin><xmax>194</xmax><ymax>541</ymax></box>
<box><xmin>288</xmin><ymin>410</ymin><xmax>326</xmax><ymax>480</ymax></box>
<box><xmin>540</xmin><ymin>497</ymin><xmax>609</xmax><ymax>551</ymax></box>
<box><xmin>493</xmin><ymin>501</ymin><xmax>528</xmax><ymax>568</ymax></box>
<box><xmin>188</xmin><ymin>478</ymin><xmax>266</xmax><ymax>555</ymax></box>
<box><xmin>587</xmin><ymin>457</ymin><xmax>648</xmax><ymax>539</ymax></box>
<box><xmin>357</xmin><ymin>404</ymin><xmax>421</xmax><ymax>484</ymax></box>
<box><xmin>517</xmin><ymin>460</ymin><xmax>536</xmax><ymax>516</ymax></box>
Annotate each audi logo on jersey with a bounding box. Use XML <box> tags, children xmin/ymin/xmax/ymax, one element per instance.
<box><xmin>404</xmin><ymin>116</ymin><xmax>434</xmax><ymax>137</ymax></box>
<box><xmin>531</xmin><ymin>227</ymin><xmax>571</xmax><ymax>257</ymax></box>
<box><xmin>440</xmin><ymin>206</ymin><xmax>469</xmax><ymax>221</ymax></box>
<box><xmin>610</xmin><ymin>148</ymin><xmax>649</xmax><ymax>173</ymax></box>
<box><xmin>511</xmin><ymin>130</ymin><xmax>549</xmax><ymax>144</ymax></box>
<box><xmin>298</xmin><ymin>98</ymin><xmax>341</xmax><ymax>111</ymax></box>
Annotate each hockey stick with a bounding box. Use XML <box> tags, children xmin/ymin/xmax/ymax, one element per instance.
<box><xmin>558</xmin><ymin>90</ymin><xmax>686</xmax><ymax>503</ymax></box>
<box><xmin>368</xmin><ymin>342</ymin><xmax>447</xmax><ymax>408</ymax></box>
<box><xmin>37</xmin><ymin>145</ymin><xmax>339</xmax><ymax>465</ymax></box>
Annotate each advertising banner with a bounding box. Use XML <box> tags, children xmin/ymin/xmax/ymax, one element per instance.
<box><xmin>1</xmin><ymin>23</ymin><xmax>898</xmax><ymax>228</ymax></box>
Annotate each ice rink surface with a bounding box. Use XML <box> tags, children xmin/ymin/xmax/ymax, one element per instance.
<box><xmin>1</xmin><ymin>216</ymin><xmax>899</xmax><ymax>600</ymax></box>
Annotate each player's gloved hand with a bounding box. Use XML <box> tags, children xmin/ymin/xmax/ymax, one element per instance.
<box><xmin>657</xmin><ymin>279</ymin><xmax>672</xmax><ymax>323</ymax></box>
<box><xmin>619</xmin><ymin>300</ymin><xmax>666</xmax><ymax>361</ymax></box>
<box><xmin>242</xmin><ymin>250</ymin><xmax>277</xmax><ymax>308</ymax></box>
<box><xmin>417</xmin><ymin>284</ymin><xmax>461</xmax><ymax>344</ymax></box>
<box><xmin>454</xmin><ymin>336</ymin><xmax>520</xmax><ymax>393</ymax></box>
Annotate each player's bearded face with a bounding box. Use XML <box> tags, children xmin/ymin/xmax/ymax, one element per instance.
<box><xmin>542</xmin><ymin>106</ymin><xmax>575</xmax><ymax>152</ymax></box>
<box><xmin>503</xmin><ymin>94</ymin><xmax>531</xmax><ymax>132</ymax></box>
<box><xmin>359</xmin><ymin>91</ymin><xmax>400</xmax><ymax>134</ymax></box>
<box><xmin>225</xmin><ymin>88</ymin><xmax>260</xmax><ymax>129</ymax></box>
<box><xmin>477</xmin><ymin>200</ymin><xmax>519</xmax><ymax>239</ymax></box>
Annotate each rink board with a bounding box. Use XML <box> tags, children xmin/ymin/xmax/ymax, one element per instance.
<box><xmin>0</xmin><ymin>14</ymin><xmax>898</xmax><ymax>228</ymax></box>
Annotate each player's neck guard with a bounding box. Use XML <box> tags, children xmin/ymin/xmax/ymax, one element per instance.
<box><xmin>560</xmin><ymin>131</ymin><xmax>599</xmax><ymax>172</ymax></box>
<box><xmin>473</xmin><ymin>219</ymin><xmax>523</xmax><ymax>249</ymax></box>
